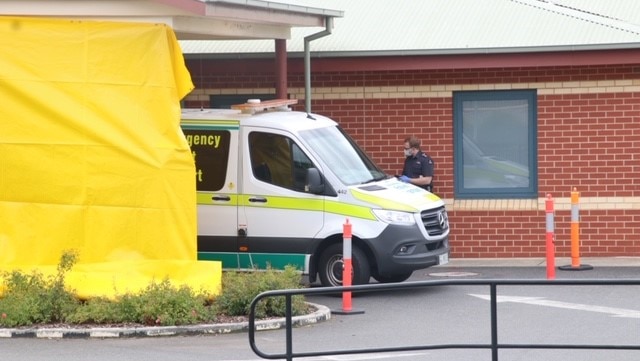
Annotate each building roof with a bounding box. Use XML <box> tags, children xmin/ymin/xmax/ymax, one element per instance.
<box><xmin>180</xmin><ymin>0</ymin><xmax>640</xmax><ymax>56</ymax></box>
<box><xmin>0</xmin><ymin>0</ymin><xmax>343</xmax><ymax>40</ymax></box>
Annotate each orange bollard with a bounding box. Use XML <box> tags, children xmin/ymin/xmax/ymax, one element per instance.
<box><xmin>571</xmin><ymin>188</ymin><xmax>580</xmax><ymax>267</ymax></box>
<box><xmin>559</xmin><ymin>188</ymin><xmax>593</xmax><ymax>271</ymax></box>
<box><xmin>342</xmin><ymin>218</ymin><xmax>353</xmax><ymax>312</ymax></box>
<box><xmin>545</xmin><ymin>194</ymin><xmax>556</xmax><ymax>280</ymax></box>
<box><xmin>332</xmin><ymin>218</ymin><xmax>364</xmax><ymax>315</ymax></box>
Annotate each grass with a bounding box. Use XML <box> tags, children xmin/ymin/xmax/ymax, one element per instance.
<box><xmin>0</xmin><ymin>250</ymin><xmax>308</xmax><ymax>328</ymax></box>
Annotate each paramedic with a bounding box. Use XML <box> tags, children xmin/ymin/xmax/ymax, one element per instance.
<box><xmin>399</xmin><ymin>136</ymin><xmax>434</xmax><ymax>192</ymax></box>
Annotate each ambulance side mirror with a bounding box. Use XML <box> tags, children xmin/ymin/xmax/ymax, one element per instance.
<box><xmin>305</xmin><ymin>168</ymin><xmax>324</xmax><ymax>194</ymax></box>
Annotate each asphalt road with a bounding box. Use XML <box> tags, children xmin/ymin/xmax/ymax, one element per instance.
<box><xmin>2</xmin><ymin>260</ymin><xmax>639</xmax><ymax>361</ymax></box>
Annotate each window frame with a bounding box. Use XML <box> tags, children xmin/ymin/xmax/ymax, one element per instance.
<box><xmin>453</xmin><ymin>89</ymin><xmax>538</xmax><ymax>199</ymax></box>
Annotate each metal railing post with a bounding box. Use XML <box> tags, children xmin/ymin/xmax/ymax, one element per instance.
<box><xmin>286</xmin><ymin>294</ymin><xmax>293</xmax><ymax>361</ymax></box>
<box><xmin>490</xmin><ymin>283</ymin><xmax>499</xmax><ymax>361</ymax></box>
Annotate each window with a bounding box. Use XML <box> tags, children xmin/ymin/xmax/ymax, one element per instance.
<box><xmin>249</xmin><ymin>132</ymin><xmax>315</xmax><ymax>192</ymax></box>
<box><xmin>300</xmin><ymin>126</ymin><xmax>386</xmax><ymax>185</ymax></box>
<box><xmin>182</xmin><ymin>129</ymin><xmax>231</xmax><ymax>192</ymax></box>
<box><xmin>453</xmin><ymin>90</ymin><xmax>537</xmax><ymax>198</ymax></box>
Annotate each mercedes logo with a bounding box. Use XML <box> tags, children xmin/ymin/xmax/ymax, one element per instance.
<box><xmin>437</xmin><ymin>211</ymin><xmax>448</xmax><ymax>230</ymax></box>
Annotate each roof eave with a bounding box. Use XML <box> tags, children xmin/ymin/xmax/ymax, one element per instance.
<box><xmin>303</xmin><ymin>42</ymin><xmax>640</xmax><ymax>57</ymax></box>
<box><xmin>0</xmin><ymin>0</ymin><xmax>343</xmax><ymax>40</ymax></box>
<box><xmin>184</xmin><ymin>42</ymin><xmax>640</xmax><ymax>70</ymax></box>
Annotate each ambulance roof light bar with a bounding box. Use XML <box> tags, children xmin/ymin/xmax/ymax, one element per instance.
<box><xmin>231</xmin><ymin>98</ymin><xmax>298</xmax><ymax>114</ymax></box>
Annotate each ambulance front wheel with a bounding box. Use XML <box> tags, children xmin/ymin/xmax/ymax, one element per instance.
<box><xmin>318</xmin><ymin>243</ymin><xmax>371</xmax><ymax>287</ymax></box>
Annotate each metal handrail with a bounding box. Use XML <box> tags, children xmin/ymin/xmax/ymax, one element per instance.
<box><xmin>248</xmin><ymin>278</ymin><xmax>640</xmax><ymax>361</ymax></box>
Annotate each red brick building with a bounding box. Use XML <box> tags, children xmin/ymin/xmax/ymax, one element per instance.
<box><xmin>181</xmin><ymin>1</ymin><xmax>640</xmax><ymax>259</ymax></box>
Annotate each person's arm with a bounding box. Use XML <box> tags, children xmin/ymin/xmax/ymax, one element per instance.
<box><xmin>409</xmin><ymin>175</ymin><xmax>432</xmax><ymax>186</ymax></box>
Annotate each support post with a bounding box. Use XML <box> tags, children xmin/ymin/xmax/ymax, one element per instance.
<box><xmin>274</xmin><ymin>39</ymin><xmax>288</xmax><ymax>100</ymax></box>
<box><xmin>559</xmin><ymin>188</ymin><xmax>593</xmax><ymax>271</ymax></box>
<box><xmin>546</xmin><ymin>194</ymin><xmax>556</xmax><ymax>280</ymax></box>
<box><xmin>342</xmin><ymin>218</ymin><xmax>353</xmax><ymax>312</ymax></box>
<box><xmin>331</xmin><ymin>218</ymin><xmax>364</xmax><ymax>315</ymax></box>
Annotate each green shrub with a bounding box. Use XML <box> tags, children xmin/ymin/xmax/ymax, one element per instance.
<box><xmin>66</xmin><ymin>280</ymin><xmax>212</xmax><ymax>326</ymax></box>
<box><xmin>215</xmin><ymin>266</ymin><xmax>307</xmax><ymax>319</ymax></box>
<box><xmin>0</xmin><ymin>251</ymin><xmax>78</xmax><ymax>327</ymax></box>
<box><xmin>0</xmin><ymin>251</ymin><xmax>308</xmax><ymax>327</ymax></box>
<box><xmin>122</xmin><ymin>280</ymin><xmax>211</xmax><ymax>326</ymax></box>
<box><xmin>64</xmin><ymin>296</ymin><xmax>120</xmax><ymax>325</ymax></box>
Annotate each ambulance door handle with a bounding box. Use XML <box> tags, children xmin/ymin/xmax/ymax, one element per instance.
<box><xmin>212</xmin><ymin>195</ymin><xmax>231</xmax><ymax>202</ymax></box>
<box><xmin>248</xmin><ymin>196</ymin><xmax>267</xmax><ymax>203</ymax></box>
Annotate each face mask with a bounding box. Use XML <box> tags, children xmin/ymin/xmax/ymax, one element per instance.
<box><xmin>404</xmin><ymin>149</ymin><xmax>412</xmax><ymax>157</ymax></box>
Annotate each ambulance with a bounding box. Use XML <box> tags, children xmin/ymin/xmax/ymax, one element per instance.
<box><xmin>181</xmin><ymin>99</ymin><xmax>449</xmax><ymax>287</ymax></box>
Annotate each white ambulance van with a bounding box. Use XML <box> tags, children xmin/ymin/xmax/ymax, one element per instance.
<box><xmin>181</xmin><ymin>99</ymin><xmax>449</xmax><ymax>287</ymax></box>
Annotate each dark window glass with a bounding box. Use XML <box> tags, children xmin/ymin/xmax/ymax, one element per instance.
<box><xmin>183</xmin><ymin>129</ymin><xmax>230</xmax><ymax>192</ymax></box>
<box><xmin>249</xmin><ymin>132</ymin><xmax>315</xmax><ymax>192</ymax></box>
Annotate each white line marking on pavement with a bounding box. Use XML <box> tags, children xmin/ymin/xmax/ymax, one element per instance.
<box><xmin>226</xmin><ymin>353</ymin><xmax>428</xmax><ymax>361</ymax></box>
<box><xmin>469</xmin><ymin>294</ymin><xmax>640</xmax><ymax>318</ymax></box>
<box><xmin>318</xmin><ymin>353</ymin><xmax>429</xmax><ymax>360</ymax></box>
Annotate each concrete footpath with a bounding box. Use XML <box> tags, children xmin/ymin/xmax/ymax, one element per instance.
<box><xmin>1</xmin><ymin>257</ymin><xmax>638</xmax><ymax>339</ymax></box>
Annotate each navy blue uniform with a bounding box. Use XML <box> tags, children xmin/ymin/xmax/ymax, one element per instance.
<box><xmin>402</xmin><ymin>151</ymin><xmax>434</xmax><ymax>192</ymax></box>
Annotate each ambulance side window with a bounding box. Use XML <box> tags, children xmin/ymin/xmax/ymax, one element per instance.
<box><xmin>183</xmin><ymin>129</ymin><xmax>230</xmax><ymax>192</ymax></box>
<box><xmin>291</xmin><ymin>143</ymin><xmax>315</xmax><ymax>191</ymax></box>
<box><xmin>249</xmin><ymin>132</ymin><xmax>315</xmax><ymax>192</ymax></box>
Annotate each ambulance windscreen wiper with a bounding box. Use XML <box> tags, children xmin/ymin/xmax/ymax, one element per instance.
<box><xmin>361</xmin><ymin>174</ymin><xmax>390</xmax><ymax>184</ymax></box>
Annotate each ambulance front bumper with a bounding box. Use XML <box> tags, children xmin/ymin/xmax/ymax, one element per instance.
<box><xmin>366</xmin><ymin>224</ymin><xmax>450</xmax><ymax>276</ymax></box>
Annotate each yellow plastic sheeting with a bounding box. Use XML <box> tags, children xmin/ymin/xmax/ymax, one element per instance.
<box><xmin>0</xmin><ymin>17</ymin><xmax>220</xmax><ymax>297</ymax></box>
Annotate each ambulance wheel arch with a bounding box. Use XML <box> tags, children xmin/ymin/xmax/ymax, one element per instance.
<box><xmin>311</xmin><ymin>234</ymin><xmax>376</xmax><ymax>287</ymax></box>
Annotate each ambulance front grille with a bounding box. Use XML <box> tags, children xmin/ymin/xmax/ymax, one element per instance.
<box><xmin>421</xmin><ymin>206</ymin><xmax>449</xmax><ymax>236</ymax></box>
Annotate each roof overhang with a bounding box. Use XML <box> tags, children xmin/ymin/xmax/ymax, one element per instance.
<box><xmin>0</xmin><ymin>0</ymin><xmax>343</xmax><ymax>40</ymax></box>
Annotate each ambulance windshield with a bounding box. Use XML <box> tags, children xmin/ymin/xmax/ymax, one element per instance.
<box><xmin>300</xmin><ymin>126</ymin><xmax>388</xmax><ymax>185</ymax></box>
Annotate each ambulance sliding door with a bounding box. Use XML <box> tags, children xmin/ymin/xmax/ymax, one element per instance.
<box><xmin>239</xmin><ymin>129</ymin><xmax>324</xmax><ymax>271</ymax></box>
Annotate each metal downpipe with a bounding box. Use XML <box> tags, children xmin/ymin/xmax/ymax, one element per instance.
<box><xmin>304</xmin><ymin>17</ymin><xmax>333</xmax><ymax>115</ymax></box>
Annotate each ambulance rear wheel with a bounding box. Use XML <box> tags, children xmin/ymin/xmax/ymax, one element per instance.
<box><xmin>318</xmin><ymin>243</ymin><xmax>370</xmax><ymax>287</ymax></box>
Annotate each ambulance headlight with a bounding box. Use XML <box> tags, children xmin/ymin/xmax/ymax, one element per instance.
<box><xmin>372</xmin><ymin>209</ymin><xmax>415</xmax><ymax>225</ymax></box>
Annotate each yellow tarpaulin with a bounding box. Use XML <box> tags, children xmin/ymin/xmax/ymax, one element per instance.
<box><xmin>0</xmin><ymin>16</ymin><xmax>220</xmax><ymax>298</ymax></box>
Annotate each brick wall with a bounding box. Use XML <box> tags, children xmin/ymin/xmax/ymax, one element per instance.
<box><xmin>184</xmin><ymin>58</ymin><xmax>640</xmax><ymax>259</ymax></box>
<box><xmin>538</xmin><ymin>93</ymin><xmax>639</xmax><ymax>197</ymax></box>
<box><xmin>450</xmin><ymin>208</ymin><xmax>640</xmax><ymax>258</ymax></box>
